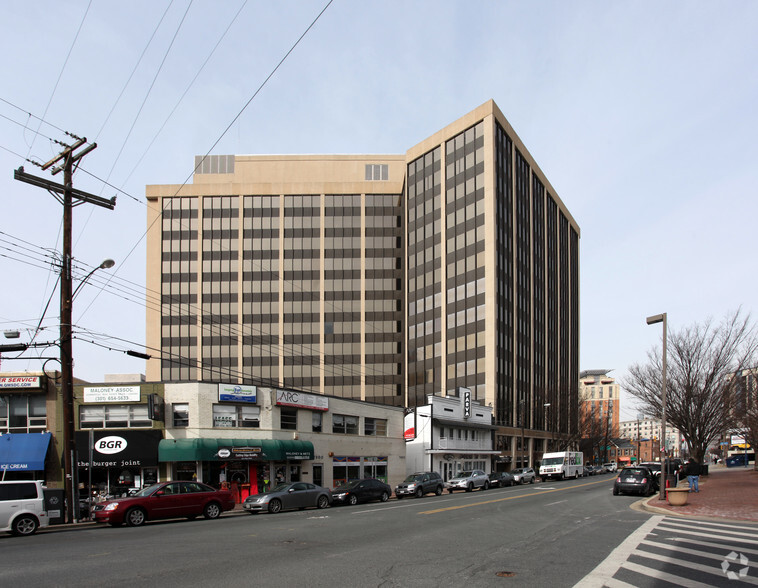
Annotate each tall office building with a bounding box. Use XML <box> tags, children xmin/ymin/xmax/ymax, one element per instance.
<box><xmin>146</xmin><ymin>100</ymin><xmax>580</xmax><ymax>463</ymax></box>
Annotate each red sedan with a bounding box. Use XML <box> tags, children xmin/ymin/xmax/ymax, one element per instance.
<box><xmin>92</xmin><ymin>481</ymin><xmax>235</xmax><ymax>527</ymax></box>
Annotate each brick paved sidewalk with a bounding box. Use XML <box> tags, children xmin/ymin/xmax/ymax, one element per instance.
<box><xmin>642</xmin><ymin>464</ymin><xmax>758</xmax><ymax>522</ymax></box>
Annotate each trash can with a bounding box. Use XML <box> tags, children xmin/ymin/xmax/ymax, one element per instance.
<box><xmin>700</xmin><ymin>464</ymin><xmax>709</xmax><ymax>476</ymax></box>
<box><xmin>43</xmin><ymin>488</ymin><xmax>66</xmax><ymax>525</ymax></box>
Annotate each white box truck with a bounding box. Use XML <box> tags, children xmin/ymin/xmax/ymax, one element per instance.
<box><xmin>539</xmin><ymin>451</ymin><xmax>583</xmax><ymax>481</ymax></box>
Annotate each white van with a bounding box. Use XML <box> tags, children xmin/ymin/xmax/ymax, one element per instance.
<box><xmin>539</xmin><ymin>451</ymin><xmax>584</xmax><ymax>481</ymax></box>
<box><xmin>0</xmin><ymin>480</ymin><xmax>49</xmax><ymax>536</ymax></box>
<box><xmin>603</xmin><ymin>462</ymin><xmax>618</xmax><ymax>473</ymax></box>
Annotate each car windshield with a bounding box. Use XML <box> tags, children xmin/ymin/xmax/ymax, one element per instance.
<box><xmin>134</xmin><ymin>484</ymin><xmax>162</xmax><ymax>497</ymax></box>
<box><xmin>622</xmin><ymin>469</ymin><xmax>646</xmax><ymax>476</ymax></box>
<box><xmin>404</xmin><ymin>474</ymin><xmax>423</xmax><ymax>483</ymax></box>
<box><xmin>271</xmin><ymin>483</ymin><xmax>292</xmax><ymax>492</ymax></box>
<box><xmin>542</xmin><ymin>457</ymin><xmax>564</xmax><ymax>466</ymax></box>
<box><xmin>335</xmin><ymin>480</ymin><xmax>361</xmax><ymax>491</ymax></box>
<box><xmin>456</xmin><ymin>471</ymin><xmax>473</xmax><ymax>478</ymax></box>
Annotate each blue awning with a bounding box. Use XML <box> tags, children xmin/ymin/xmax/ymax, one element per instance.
<box><xmin>0</xmin><ymin>432</ymin><xmax>52</xmax><ymax>471</ymax></box>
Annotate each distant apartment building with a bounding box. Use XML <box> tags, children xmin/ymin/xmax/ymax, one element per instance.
<box><xmin>145</xmin><ymin>100</ymin><xmax>580</xmax><ymax>470</ymax></box>
<box><xmin>619</xmin><ymin>417</ymin><xmax>682</xmax><ymax>459</ymax></box>
<box><xmin>580</xmin><ymin>369</ymin><xmax>620</xmax><ymax>438</ymax></box>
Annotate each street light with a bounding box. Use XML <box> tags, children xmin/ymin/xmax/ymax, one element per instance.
<box><xmin>646</xmin><ymin>312</ymin><xmax>667</xmax><ymax>501</ymax></box>
<box><xmin>636</xmin><ymin>412</ymin><xmax>643</xmax><ymax>463</ymax></box>
<box><xmin>73</xmin><ymin>259</ymin><xmax>115</xmax><ymax>299</ymax></box>
<box><xmin>62</xmin><ymin>257</ymin><xmax>115</xmax><ymax>523</ymax></box>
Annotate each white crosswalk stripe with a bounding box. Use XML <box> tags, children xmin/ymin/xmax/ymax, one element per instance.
<box><xmin>576</xmin><ymin>515</ymin><xmax>758</xmax><ymax>587</ymax></box>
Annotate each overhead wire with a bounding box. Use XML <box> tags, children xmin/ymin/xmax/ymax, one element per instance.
<box><xmin>1</xmin><ymin>1</ymin><xmax>403</xmax><ymax>399</ymax></box>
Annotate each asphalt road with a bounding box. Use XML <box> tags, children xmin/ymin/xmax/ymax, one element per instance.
<box><xmin>0</xmin><ymin>475</ymin><xmax>651</xmax><ymax>587</ymax></box>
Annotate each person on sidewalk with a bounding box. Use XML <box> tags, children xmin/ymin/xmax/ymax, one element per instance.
<box><xmin>685</xmin><ymin>458</ymin><xmax>701</xmax><ymax>492</ymax></box>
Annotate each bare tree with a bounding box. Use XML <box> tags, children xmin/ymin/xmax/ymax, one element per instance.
<box><xmin>624</xmin><ymin>310</ymin><xmax>757</xmax><ymax>463</ymax></box>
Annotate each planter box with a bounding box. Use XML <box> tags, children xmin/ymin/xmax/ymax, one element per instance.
<box><xmin>666</xmin><ymin>487</ymin><xmax>689</xmax><ymax>506</ymax></box>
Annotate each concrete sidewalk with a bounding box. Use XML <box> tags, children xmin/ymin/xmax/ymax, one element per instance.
<box><xmin>641</xmin><ymin>464</ymin><xmax>758</xmax><ymax>522</ymax></box>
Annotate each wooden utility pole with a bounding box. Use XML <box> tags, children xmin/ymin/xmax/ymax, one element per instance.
<box><xmin>14</xmin><ymin>136</ymin><xmax>115</xmax><ymax>523</ymax></box>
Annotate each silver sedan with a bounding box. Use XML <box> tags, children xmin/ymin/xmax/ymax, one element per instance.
<box><xmin>243</xmin><ymin>482</ymin><xmax>331</xmax><ymax>514</ymax></box>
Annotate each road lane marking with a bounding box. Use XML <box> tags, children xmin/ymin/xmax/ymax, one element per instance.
<box><xmin>419</xmin><ymin>478</ymin><xmax>612</xmax><ymax>514</ymax></box>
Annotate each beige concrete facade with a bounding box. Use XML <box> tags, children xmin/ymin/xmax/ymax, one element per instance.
<box><xmin>144</xmin><ymin>100</ymin><xmax>581</xmax><ymax>470</ymax></box>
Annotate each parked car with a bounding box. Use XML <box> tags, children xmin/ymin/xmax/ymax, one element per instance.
<box><xmin>331</xmin><ymin>479</ymin><xmax>392</xmax><ymax>506</ymax></box>
<box><xmin>603</xmin><ymin>462</ymin><xmax>618</xmax><ymax>473</ymax></box>
<box><xmin>639</xmin><ymin>462</ymin><xmax>662</xmax><ymax>490</ymax></box>
<box><xmin>446</xmin><ymin>470</ymin><xmax>489</xmax><ymax>493</ymax></box>
<box><xmin>488</xmin><ymin>471</ymin><xmax>516</xmax><ymax>488</ymax></box>
<box><xmin>243</xmin><ymin>482</ymin><xmax>331</xmax><ymax>514</ymax></box>
<box><xmin>612</xmin><ymin>466</ymin><xmax>656</xmax><ymax>496</ymax></box>
<box><xmin>395</xmin><ymin>472</ymin><xmax>444</xmax><ymax>498</ymax></box>
<box><xmin>511</xmin><ymin>467</ymin><xmax>536</xmax><ymax>484</ymax></box>
<box><xmin>583</xmin><ymin>465</ymin><xmax>597</xmax><ymax>476</ymax></box>
<box><xmin>0</xmin><ymin>480</ymin><xmax>49</xmax><ymax>536</ymax></box>
<box><xmin>92</xmin><ymin>481</ymin><xmax>235</xmax><ymax>527</ymax></box>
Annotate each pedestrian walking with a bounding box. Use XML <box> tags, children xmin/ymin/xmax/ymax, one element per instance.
<box><xmin>685</xmin><ymin>458</ymin><xmax>701</xmax><ymax>492</ymax></box>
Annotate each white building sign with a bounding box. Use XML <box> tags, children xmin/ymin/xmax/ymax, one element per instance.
<box><xmin>218</xmin><ymin>383</ymin><xmax>257</xmax><ymax>403</ymax></box>
<box><xmin>83</xmin><ymin>386</ymin><xmax>141</xmax><ymax>403</ymax></box>
<box><xmin>275</xmin><ymin>389</ymin><xmax>329</xmax><ymax>411</ymax></box>
<box><xmin>0</xmin><ymin>376</ymin><xmax>41</xmax><ymax>389</ymax></box>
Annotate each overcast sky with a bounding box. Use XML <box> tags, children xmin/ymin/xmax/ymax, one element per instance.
<box><xmin>1</xmin><ymin>1</ymin><xmax>756</xmax><ymax>420</ymax></box>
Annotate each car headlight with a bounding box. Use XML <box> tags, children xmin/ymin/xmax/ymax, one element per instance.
<box><xmin>335</xmin><ymin>493</ymin><xmax>346</xmax><ymax>499</ymax></box>
<box><xmin>407</xmin><ymin>483</ymin><xmax>417</xmax><ymax>489</ymax></box>
<box><xmin>103</xmin><ymin>503</ymin><xmax>119</xmax><ymax>511</ymax></box>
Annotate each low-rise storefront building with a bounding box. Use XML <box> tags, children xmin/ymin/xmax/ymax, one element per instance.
<box><xmin>160</xmin><ymin>382</ymin><xmax>406</xmax><ymax>502</ymax></box>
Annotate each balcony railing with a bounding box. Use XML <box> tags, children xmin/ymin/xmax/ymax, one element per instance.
<box><xmin>436</xmin><ymin>437</ymin><xmax>490</xmax><ymax>451</ymax></box>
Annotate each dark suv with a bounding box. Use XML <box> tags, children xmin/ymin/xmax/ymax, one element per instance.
<box><xmin>395</xmin><ymin>472</ymin><xmax>443</xmax><ymax>498</ymax></box>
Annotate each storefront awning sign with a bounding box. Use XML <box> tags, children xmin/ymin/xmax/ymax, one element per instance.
<box><xmin>0</xmin><ymin>432</ymin><xmax>51</xmax><ymax>471</ymax></box>
<box><xmin>76</xmin><ymin>430</ymin><xmax>162</xmax><ymax>468</ymax></box>
<box><xmin>217</xmin><ymin>446</ymin><xmax>264</xmax><ymax>460</ymax></box>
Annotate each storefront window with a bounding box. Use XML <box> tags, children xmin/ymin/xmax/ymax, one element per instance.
<box><xmin>280</xmin><ymin>407</ymin><xmax>297</xmax><ymax>430</ymax></box>
<box><xmin>364</xmin><ymin>418</ymin><xmax>387</xmax><ymax>436</ymax></box>
<box><xmin>333</xmin><ymin>414</ymin><xmax>358</xmax><ymax>435</ymax></box>
<box><xmin>173</xmin><ymin>403</ymin><xmax>189</xmax><ymax>427</ymax></box>
<box><xmin>79</xmin><ymin>404</ymin><xmax>151</xmax><ymax>428</ymax></box>
<box><xmin>0</xmin><ymin>394</ymin><xmax>47</xmax><ymax>433</ymax></box>
<box><xmin>212</xmin><ymin>404</ymin><xmax>260</xmax><ymax>428</ymax></box>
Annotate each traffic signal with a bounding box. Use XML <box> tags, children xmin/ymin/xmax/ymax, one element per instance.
<box><xmin>148</xmin><ymin>394</ymin><xmax>165</xmax><ymax>421</ymax></box>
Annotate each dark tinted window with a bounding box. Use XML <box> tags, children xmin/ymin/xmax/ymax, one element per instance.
<box><xmin>0</xmin><ymin>482</ymin><xmax>38</xmax><ymax>501</ymax></box>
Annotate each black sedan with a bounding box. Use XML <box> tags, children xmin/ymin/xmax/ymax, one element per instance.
<box><xmin>488</xmin><ymin>471</ymin><xmax>516</xmax><ymax>487</ymax></box>
<box><xmin>613</xmin><ymin>466</ymin><xmax>656</xmax><ymax>496</ymax></box>
<box><xmin>331</xmin><ymin>478</ymin><xmax>392</xmax><ymax>505</ymax></box>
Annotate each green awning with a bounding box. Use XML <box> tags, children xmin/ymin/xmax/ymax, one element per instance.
<box><xmin>158</xmin><ymin>438</ymin><xmax>314</xmax><ymax>462</ymax></box>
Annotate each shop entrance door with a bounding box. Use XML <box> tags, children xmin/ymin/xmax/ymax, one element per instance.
<box><xmin>312</xmin><ymin>464</ymin><xmax>323</xmax><ymax>487</ymax></box>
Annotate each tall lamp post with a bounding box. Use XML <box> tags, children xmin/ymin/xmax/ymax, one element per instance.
<box><xmin>646</xmin><ymin>312</ymin><xmax>667</xmax><ymax>500</ymax></box>
<box><xmin>636</xmin><ymin>412</ymin><xmax>643</xmax><ymax>463</ymax></box>
<box><xmin>544</xmin><ymin>403</ymin><xmax>551</xmax><ymax>452</ymax></box>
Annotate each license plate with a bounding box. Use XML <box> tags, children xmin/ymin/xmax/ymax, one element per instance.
<box><xmin>625</xmin><ymin>478</ymin><xmax>635</xmax><ymax>483</ymax></box>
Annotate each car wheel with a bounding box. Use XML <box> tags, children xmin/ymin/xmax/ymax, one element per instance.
<box><xmin>448</xmin><ymin>488</ymin><xmax>454</xmax><ymax>494</ymax></box>
<box><xmin>483</xmin><ymin>481</ymin><xmax>489</xmax><ymax>491</ymax></box>
<box><xmin>380</xmin><ymin>492</ymin><xmax>389</xmax><ymax>502</ymax></box>
<box><xmin>125</xmin><ymin>507</ymin><xmax>146</xmax><ymax>527</ymax></box>
<box><xmin>415</xmin><ymin>487</ymin><xmax>423</xmax><ymax>498</ymax></box>
<box><xmin>348</xmin><ymin>494</ymin><xmax>358</xmax><ymax>506</ymax></box>
<box><xmin>435</xmin><ymin>485</ymin><xmax>443</xmax><ymax>496</ymax></box>
<box><xmin>530</xmin><ymin>477</ymin><xmax>535</xmax><ymax>484</ymax></box>
<box><xmin>11</xmin><ymin>515</ymin><xmax>38</xmax><ymax>536</ymax></box>
<box><xmin>203</xmin><ymin>502</ymin><xmax>221</xmax><ymax>520</ymax></box>
<box><xmin>317</xmin><ymin>495</ymin><xmax>329</xmax><ymax>509</ymax></box>
<box><xmin>613</xmin><ymin>488</ymin><xmax>619</xmax><ymax>496</ymax></box>
<box><xmin>268</xmin><ymin>499</ymin><xmax>282</xmax><ymax>514</ymax></box>
<box><xmin>466</xmin><ymin>483</ymin><xmax>473</xmax><ymax>492</ymax></box>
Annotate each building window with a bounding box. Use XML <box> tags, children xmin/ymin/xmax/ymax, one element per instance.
<box><xmin>364</xmin><ymin>418</ymin><xmax>387</xmax><ymax>436</ymax></box>
<box><xmin>280</xmin><ymin>407</ymin><xmax>298</xmax><ymax>430</ymax></box>
<box><xmin>333</xmin><ymin>414</ymin><xmax>358</xmax><ymax>435</ymax></box>
<box><xmin>213</xmin><ymin>404</ymin><xmax>261</xmax><ymax>428</ymax></box>
<box><xmin>0</xmin><ymin>394</ymin><xmax>47</xmax><ymax>433</ymax></box>
<box><xmin>312</xmin><ymin>412</ymin><xmax>322</xmax><ymax>433</ymax></box>
<box><xmin>173</xmin><ymin>403</ymin><xmax>189</xmax><ymax>427</ymax></box>
<box><xmin>79</xmin><ymin>404</ymin><xmax>151</xmax><ymax>429</ymax></box>
<box><xmin>365</xmin><ymin>164</ymin><xmax>389</xmax><ymax>181</ymax></box>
